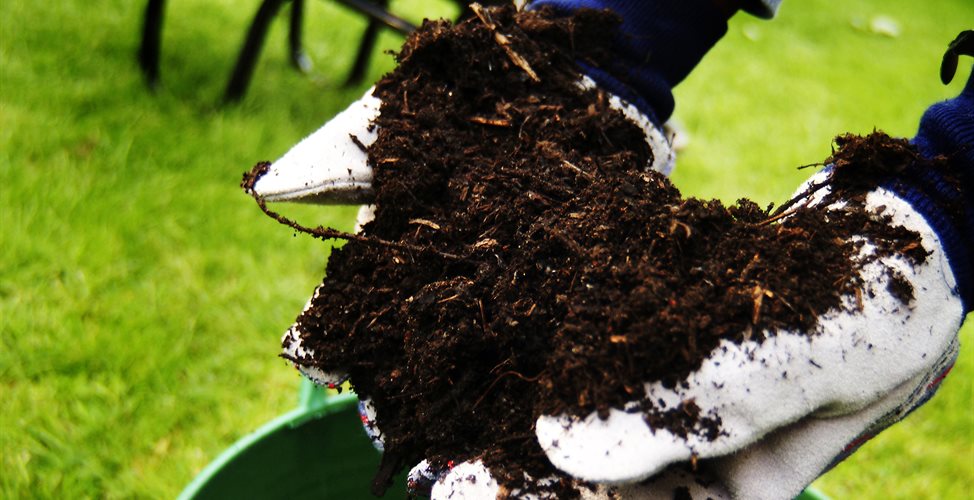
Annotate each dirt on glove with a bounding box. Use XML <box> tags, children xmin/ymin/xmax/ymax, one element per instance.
<box><xmin>243</xmin><ymin>5</ymin><xmax>949</xmax><ymax>497</ymax></box>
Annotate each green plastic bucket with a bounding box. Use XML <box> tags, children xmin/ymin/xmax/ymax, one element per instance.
<box><xmin>179</xmin><ymin>380</ymin><xmax>828</xmax><ymax>499</ymax></box>
<box><xmin>178</xmin><ymin>380</ymin><xmax>405</xmax><ymax>499</ymax></box>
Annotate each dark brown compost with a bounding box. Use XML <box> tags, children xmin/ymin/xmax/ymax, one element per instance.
<box><xmin>243</xmin><ymin>5</ymin><xmax>950</xmax><ymax>497</ymax></box>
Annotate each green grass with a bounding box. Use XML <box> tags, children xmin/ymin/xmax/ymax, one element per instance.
<box><xmin>0</xmin><ymin>0</ymin><xmax>970</xmax><ymax>498</ymax></box>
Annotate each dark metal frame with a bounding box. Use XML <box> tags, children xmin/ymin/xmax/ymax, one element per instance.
<box><xmin>137</xmin><ymin>0</ymin><xmax>166</xmax><ymax>89</ymax></box>
<box><xmin>137</xmin><ymin>1</ymin><xmax>497</xmax><ymax>103</ymax></box>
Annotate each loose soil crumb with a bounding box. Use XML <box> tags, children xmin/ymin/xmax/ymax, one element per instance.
<box><xmin>244</xmin><ymin>5</ymin><xmax>954</xmax><ymax>497</ymax></box>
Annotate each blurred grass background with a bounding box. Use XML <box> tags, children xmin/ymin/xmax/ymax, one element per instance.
<box><xmin>0</xmin><ymin>0</ymin><xmax>970</xmax><ymax>498</ymax></box>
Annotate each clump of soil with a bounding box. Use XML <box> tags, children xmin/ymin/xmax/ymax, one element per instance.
<box><xmin>244</xmin><ymin>5</ymin><xmax>950</xmax><ymax>497</ymax></box>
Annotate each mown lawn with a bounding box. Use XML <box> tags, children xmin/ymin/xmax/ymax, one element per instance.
<box><xmin>1</xmin><ymin>0</ymin><xmax>970</xmax><ymax>498</ymax></box>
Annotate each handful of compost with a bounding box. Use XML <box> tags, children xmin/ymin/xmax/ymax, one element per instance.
<box><xmin>244</xmin><ymin>5</ymin><xmax>971</xmax><ymax>499</ymax></box>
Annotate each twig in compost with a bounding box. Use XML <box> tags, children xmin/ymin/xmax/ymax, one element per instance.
<box><xmin>469</xmin><ymin>115</ymin><xmax>513</xmax><ymax>127</ymax></box>
<box><xmin>470</xmin><ymin>3</ymin><xmax>541</xmax><ymax>83</ymax></box>
<box><xmin>764</xmin><ymin>177</ymin><xmax>830</xmax><ymax>220</ymax></box>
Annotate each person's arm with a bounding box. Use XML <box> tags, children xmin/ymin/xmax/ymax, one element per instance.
<box><xmin>528</xmin><ymin>0</ymin><xmax>741</xmax><ymax>125</ymax></box>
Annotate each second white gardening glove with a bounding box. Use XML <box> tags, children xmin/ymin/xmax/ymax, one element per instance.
<box><xmin>434</xmin><ymin>63</ymin><xmax>974</xmax><ymax>499</ymax></box>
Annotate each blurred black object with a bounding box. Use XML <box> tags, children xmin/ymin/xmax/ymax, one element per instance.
<box><xmin>137</xmin><ymin>0</ymin><xmax>166</xmax><ymax>89</ymax></box>
<box><xmin>137</xmin><ymin>0</ymin><xmax>504</xmax><ymax>103</ymax></box>
<box><xmin>941</xmin><ymin>30</ymin><xmax>974</xmax><ymax>85</ymax></box>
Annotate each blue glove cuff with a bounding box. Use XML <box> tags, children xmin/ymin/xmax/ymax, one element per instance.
<box><xmin>902</xmin><ymin>70</ymin><xmax>974</xmax><ymax>311</ymax></box>
<box><xmin>528</xmin><ymin>0</ymin><xmax>730</xmax><ymax>125</ymax></box>
<box><xmin>914</xmin><ymin>71</ymin><xmax>974</xmax><ymax>166</ymax></box>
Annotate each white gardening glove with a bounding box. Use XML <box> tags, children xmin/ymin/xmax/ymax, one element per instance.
<box><xmin>418</xmin><ymin>167</ymin><xmax>964</xmax><ymax>500</ymax></box>
<box><xmin>530</xmin><ymin>174</ymin><xmax>962</xmax><ymax>498</ymax></box>
<box><xmin>248</xmin><ymin>76</ymin><xmax>676</xmax><ymax>497</ymax></box>
<box><xmin>529</xmin><ymin>57</ymin><xmax>974</xmax><ymax>498</ymax></box>
<box><xmin>250</xmin><ymin>87</ymin><xmax>380</xmax><ymax>206</ymax></box>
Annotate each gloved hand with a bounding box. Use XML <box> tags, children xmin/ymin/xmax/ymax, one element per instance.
<box><xmin>251</xmin><ymin>79</ymin><xmax>681</xmax><ymax>500</ymax></box>
<box><xmin>256</xmin><ymin>74</ymin><xmax>672</xmax><ymax>442</ymax></box>
<box><xmin>430</xmin><ymin>43</ymin><xmax>974</xmax><ymax>500</ymax></box>
<box><xmin>248</xmin><ymin>2</ymin><xmax>706</xmax><ymax>496</ymax></box>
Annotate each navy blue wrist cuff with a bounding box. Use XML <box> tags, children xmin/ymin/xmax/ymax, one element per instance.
<box><xmin>884</xmin><ymin>172</ymin><xmax>973</xmax><ymax>312</ymax></box>
<box><xmin>903</xmin><ymin>70</ymin><xmax>974</xmax><ymax>312</ymax></box>
<box><xmin>529</xmin><ymin>0</ymin><xmax>729</xmax><ymax>123</ymax></box>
